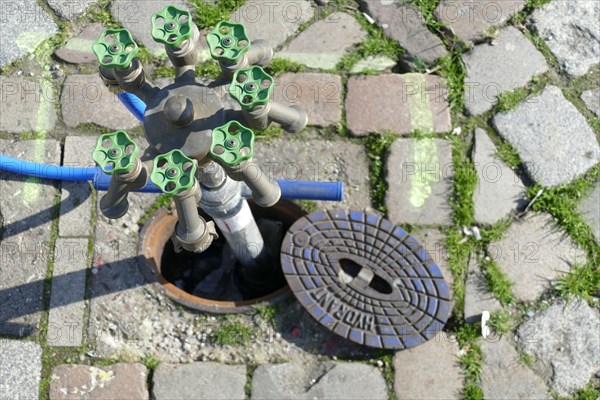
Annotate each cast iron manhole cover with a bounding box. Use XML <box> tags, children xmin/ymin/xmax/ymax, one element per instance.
<box><xmin>280</xmin><ymin>210</ymin><xmax>451</xmax><ymax>350</ymax></box>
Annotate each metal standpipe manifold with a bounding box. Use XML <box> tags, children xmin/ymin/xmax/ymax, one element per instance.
<box><xmin>90</xmin><ymin>4</ymin><xmax>309</xmax><ymax>288</ymax></box>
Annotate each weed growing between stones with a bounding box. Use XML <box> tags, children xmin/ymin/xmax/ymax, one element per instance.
<box><xmin>455</xmin><ymin>324</ymin><xmax>484</xmax><ymax>400</ymax></box>
<box><xmin>141</xmin><ymin>355</ymin><xmax>160</xmax><ymax>395</ymax></box>
<box><xmin>298</xmin><ymin>200</ymin><xmax>318</xmax><ymax>213</ymax></box>
<box><xmin>481</xmin><ymin>259</ymin><xmax>516</xmax><ymax>306</ymax></box>
<box><xmin>211</xmin><ymin>318</ymin><xmax>256</xmax><ymax>346</ymax></box>
<box><xmin>138</xmin><ymin>194</ymin><xmax>174</xmax><ymax>227</ymax></box>
<box><xmin>364</xmin><ymin>132</ymin><xmax>396</xmax><ymax>213</ymax></box>
<box><xmin>494</xmin><ymin>75</ymin><xmax>547</xmax><ymax>112</ymax></box>
<box><xmin>189</xmin><ymin>0</ymin><xmax>246</xmax><ymax>29</ymax></box>
<box><xmin>195</xmin><ymin>61</ymin><xmax>223</xmax><ymax>79</ymax></box>
<box><xmin>245</xmin><ymin>363</ymin><xmax>258</xmax><ymax>398</ymax></box>
<box><xmin>487</xmin><ymin>310</ymin><xmax>513</xmax><ymax>335</ymax></box>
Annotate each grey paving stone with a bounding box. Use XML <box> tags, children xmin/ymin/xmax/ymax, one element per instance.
<box><xmin>464</xmin><ymin>253</ymin><xmax>501</xmax><ymax>324</ymax></box>
<box><xmin>358</xmin><ymin>0</ymin><xmax>447</xmax><ymax>65</ymax></box>
<box><xmin>530</xmin><ymin>0</ymin><xmax>600</xmax><ymax>76</ymax></box>
<box><xmin>346</xmin><ymin>74</ymin><xmax>451</xmax><ymax>136</ymax></box>
<box><xmin>153</xmin><ymin>363</ymin><xmax>245</xmax><ymax>400</ymax></box>
<box><xmin>55</xmin><ymin>23</ymin><xmax>105</xmax><ymax>64</ymax></box>
<box><xmin>252</xmin><ymin>138</ymin><xmax>371</xmax><ymax>211</ymax></box>
<box><xmin>49</xmin><ymin>363</ymin><xmax>148</xmax><ymax>400</ymax></box>
<box><xmin>393</xmin><ymin>332</ymin><xmax>463</xmax><ymax>399</ymax></box>
<box><xmin>0</xmin><ymin>0</ymin><xmax>59</xmax><ymax>67</ymax></box>
<box><xmin>0</xmin><ymin>76</ymin><xmax>58</xmax><ymax>134</ymax></box>
<box><xmin>61</xmin><ymin>74</ymin><xmax>141</xmax><ymax>131</ymax></box>
<box><xmin>58</xmin><ymin>136</ymin><xmax>97</xmax><ymax>238</ymax></box>
<box><xmin>473</xmin><ymin>129</ymin><xmax>526</xmax><ymax>224</ymax></box>
<box><xmin>0</xmin><ymin>340</ymin><xmax>43</xmax><ymax>400</ymax></box>
<box><xmin>110</xmin><ymin>0</ymin><xmax>191</xmax><ymax>52</ymax></box>
<box><xmin>516</xmin><ymin>300</ymin><xmax>600</xmax><ymax>396</ymax></box>
<box><xmin>435</xmin><ymin>0</ymin><xmax>526</xmax><ymax>45</ymax></box>
<box><xmin>581</xmin><ymin>88</ymin><xmax>600</xmax><ymax>118</ymax></box>
<box><xmin>0</xmin><ymin>139</ymin><xmax>61</xmax><ymax>337</ymax></box>
<box><xmin>579</xmin><ymin>182</ymin><xmax>600</xmax><ymax>245</ymax></box>
<box><xmin>230</xmin><ymin>0</ymin><xmax>314</xmax><ymax>49</ymax></box>
<box><xmin>490</xmin><ymin>213</ymin><xmax>587</xmax><ymax>302</ymax></box>
<box><xmin>58</xmin><ymin>136</ymin><xmax>98</xmax><ymax>237</ymax></box>
<box><xmin>464</xmin><ymin>26</ymin><xmax>548</xmax><ymax>115</ymax></box>
<box><xmin>279</xmin><ymin>12</ymin><xmax>366</xmax><ymax>69</ymax></box>
<box><xmin>271</xmin><ymin>73</ymin><xmax>342</xmax><ymax>127</ymax></box>
<box><xmin>47</xmin><ymin>238</ymin><xmax>88</xmax><ymax>347</ymax></box>
<box><xmin>493</xmin><ymin>85</ymin><xmax>600</xmax><ymax>187</ymax></box>
<box><xmin>480</xmin><ymin>336</ymin><xmax>550</xmax><ymax>399</ymax></box>
<box><xmin>251</xmin><ymin>361</ymin><xmax>387</xmax><ymax>400</ymax></box>
<box><xmin>385</xmin><ymin>139</ymin><xmax>454</xmax><ymax>226</ymax></box>
<box><xmin>349</xmin><ymin>55</ymin><xmax>396</xmax><ymax>74</ymax></box>
<box><xmin>47</xmin><ymin>0</ymin><xmax>99</xmax><ymax>20</ymax></box>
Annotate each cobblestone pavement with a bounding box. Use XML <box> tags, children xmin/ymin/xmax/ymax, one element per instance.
<box><xmin>1</xmin><ymin>0</ymin><xmax>599</xmax><ymax>399</ymax></box>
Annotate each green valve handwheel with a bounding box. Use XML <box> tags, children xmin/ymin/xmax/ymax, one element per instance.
<box><xmin>92</xmin><ymin>131</ymin><xmax>139</xmax><ymax>175</ymax></box>
<box><xmin>150</xmin><ymin>150</ymin><xmax>197</xmax><ymax>196</ymax></box>
<box><xmin>151</xmin><ymin>5</ymin><xmax>193</xmax><ymax>47</ymax></box>
<box><xmin>93</xmin><ymin>29</ymin><xmax>138</xmax><ymax>69</ymax></box>
<box><xmin>206</xmin><ymin>21</ymin><xmax>250</xmax><ymax>63</ymax></box>
<box><xmin>229</xmin><ymin>66</ymin><xmax>274</xmax><ymax>109</ymax></box>
<box><xmin>210</xmin><ymin>121</ymin><xmax>255</xmax><ymax>167</ymax></box>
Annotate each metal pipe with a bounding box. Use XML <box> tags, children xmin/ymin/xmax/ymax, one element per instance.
<box><xmin>172</xmin><ymin>180</ymin><xmax>217</xmax><ymax>253</ymax></box>
<box><xmin>226</xmin><ymin>160</ymin><xmax>281</xmax><ymax>207</ymax></box>
<box><xmin>167</xmin><ymin>24</ymin><xmax>201</xmax><ymax>82</ymax></box>
<box><xmin>218</xmin><ymin>39</ymin><xmax>273</xmax><ymax>80</ymax></box>
<box><xmin>99</xmin><ymin>159</ymin><xmax>148</xmax><ymax>219</ymax></box>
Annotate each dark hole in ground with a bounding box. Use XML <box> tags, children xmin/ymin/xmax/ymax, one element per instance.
<box><xmin>159</xmin><ymin>201</ymin><xmax>304</xmax><ymax>302</ymax></box>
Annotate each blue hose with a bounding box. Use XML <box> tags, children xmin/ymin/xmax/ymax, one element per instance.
<box><xmin>93</xmin><ymin>171</ymin><xmax>343</xmax><ymax>201</ymax></box>
<box><xmin>0</xmin><ymin>93</ymin><xmax>343</xmax><ymax>201</ymax></box>
<box><xmin>0</xmin><ymin>155</ymin><xmax>97</xmax><ymax>181</ymax></box>
<box><xmin>117</xmin><ymin>92</ymin><xmax>146</xmax><ymax>122</ymax></box>
<box><xmin>0</xmin><ymin>155</ymin><xmax>344</xmax><ymax>201</ymax></box>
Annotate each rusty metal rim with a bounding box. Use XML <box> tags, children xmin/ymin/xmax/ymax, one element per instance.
<box><xmin>139</xmin><ymin>201</ymin><xmax>303</xmax><ymax>313</ymax></box>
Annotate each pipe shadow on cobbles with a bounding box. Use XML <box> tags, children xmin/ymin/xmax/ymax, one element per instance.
<box><xmin>0</xmin><ymin>173</ymin><xmax>92</xmax><ymax>240</ymax></box>
<box><xmin>0</xmin><ymin>252</ymin><xmax>387</xmax><ymax>360</ymax></box>
<box><xmin>0</xmin><ymin>256</ymin><xmax>148</xmax><ymax>339</ymax></box>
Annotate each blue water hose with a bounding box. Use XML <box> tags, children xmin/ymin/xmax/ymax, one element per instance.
<box><xmin>116</xmin><ymin>92</ymin><xmax>146</xmax><ymax>122</ymax></box>
<box><xmin>0</xmin><ymin>92</ymin><xmax>344</xmax><ymax>201</ymax></box>
<box><xmin>0</xmin><ymin>155</ymin><xmax>344</xmax><ymax>201</ymax></box>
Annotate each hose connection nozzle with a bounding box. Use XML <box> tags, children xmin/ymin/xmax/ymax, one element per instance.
<box><xmin>150</xmin><ymin>150</ymin><xmax>197</xmax><ymax>196</ymax></box>
<box><xmin>93</xmin><ymin>131</ymin><xmax>139</xmax><ymax>175</ymax></box>
<box><xmin>151</xmin><ymin>150</ymin><xmax>218</xmax><ymax>253</ymax></box>
<box><xmin>209</xmin><ymin>121</ymin><xmax>255</xmax><ymax>167</ymax></box>
<box><xmin>210</xmin><ymin>121</ymin><xmax>281</xmax><ymax>207</ymax></box>
<box><xmin>230</xmin><ymin>67</ymin><xmax>307</xmax><ymax>133</ymax></box>
<box><xmin>151</xmin><ymin>5</ymin><xmax>194</xmax><ymax>47</ymax></box>
<box><xmin>93</xmin><ymin>29</ymin><xmax>138</xmax><ymax>69</ymax></box>
<box><xmin>207</xmin><ymin>21</ymin><xmax>251</xmax><ymax>64</ymax></box>
<box><xmin>93</xmin><ymin>131</ymin><xmax>147</xmax><ymax>219</ymax></box>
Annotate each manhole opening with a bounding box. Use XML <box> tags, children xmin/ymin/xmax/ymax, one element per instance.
<box><xmin>141</xmin><ymin>200</ymin><xmax>305</xmax><ymax>313</ymax></box>
<box><xmin>338</xmin><ymin>258</ymin><xmax>393</xmax><ymax>295</ymax></box>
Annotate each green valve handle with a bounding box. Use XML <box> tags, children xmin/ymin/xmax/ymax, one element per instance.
<box><xmin>206</xmin><ymin>21</ymin><xmax>250</xmax><ymax>63</ymax></box>
<box><xmin>92</xmin><ymin>131</ymin><xmax>139</xmax><ymax>175</ymax></box>
<box><xmin>150</xmin><ymin>150</ymin><xmax>197</xmax><ymax>196</ymax></box>
<box><xmin>229</xmin><ymin>66</ymin><xmax>274</xmax><ymax>109</ymax></box>
<box><xmin>151</xmin><ymin>5</ymin><xmax>193</xmax><ymax>47</ymax></box>
<box><xmin>210</xmin><ymin>121</ymin><xmax>255</xmax><ymax>167</ymax></box>
<box><xmin>93</xmin><ymin>29</ymin><xmax>138</xmax><ymax>69</ymax></box>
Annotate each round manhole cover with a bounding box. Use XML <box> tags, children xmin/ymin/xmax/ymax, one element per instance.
<box><xmin>280</xmin><ymin>210</ymin><xmax>451</xmax><ymax>350</ymax></box>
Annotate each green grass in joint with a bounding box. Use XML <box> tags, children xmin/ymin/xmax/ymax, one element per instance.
<box><xmin>364</xmin><ymin>132</ymin><xmax>397</xmax><ymax>213</ymax></box>
<box><xmin>189</xmin><ymin>0</ymin><xmax>245</xmax><ymax>29</ymax></box>
<box><xmin>481</xmin><ymin>259</ymin><xmax>516</xmax><ymax>306</ymax></box>
<box><xmin>138</xmin><ymin>194</ymin><xmax>174</xmax><ymax>227</ymax></box>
